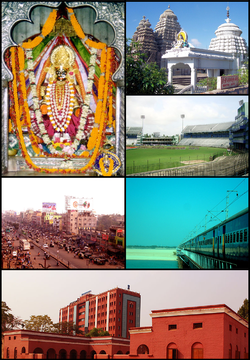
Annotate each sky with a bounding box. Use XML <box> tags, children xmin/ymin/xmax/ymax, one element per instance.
<box><xmin>126</xmin><ymin>178</ymin><xmax>248</xmax><ymax>247</ymax></box>
<box><xmin>1</xmin><ymin>178</ymin><xmax>124</xmax><ymax>215</ymax></box>
<box><xmin>126</xmin><ymin>2</ymin><xmax>248</xmax><ymax>48</ymax></box>
<box><xmin>126</xmin><ymin>96</ymin><xmax>248</xmax><ymax>136</ymax></box>
<box><xmin>2</xmin><ymin>270</ymin><xmax>248</xmax><ymax>327</ymax></box>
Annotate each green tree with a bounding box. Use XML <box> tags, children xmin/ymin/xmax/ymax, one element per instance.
<box><xmin>52</xmin><ymin>321</ymin><xmax>84</xmax><ymax>335</ymax></box>
<box><xmin>237</xmin><ymin>298</ymin><xmax>248</xmax><ymax>322</ymax></box>
<box><xmin>85</xmin><ymin>327</ymin><xmax>110</xmax><ymax>337</ymax></box>
<box><xmin>126</xmin><ymin>39</ymin><xmax>174</xmax><ymax>95</ymax></box>
<box><xmin>24</xmin><ymin>315</ymin><xmax>54</xmax><ymax>332</ymax></box>
<box><xmin>238</xmin><ymin>62</ymin><xmax>249</xmax><ymax>85</ymax></box>
<box><xmin>2</xmin><ymin>301</ymin><xmax>23</xmax><ymax>333</ymax></box>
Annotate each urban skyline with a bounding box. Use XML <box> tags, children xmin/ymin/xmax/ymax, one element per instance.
<box><xmin>2</xmin><ymin>178</ymin><xmax>124</xmax><ymax>215</ymax></box>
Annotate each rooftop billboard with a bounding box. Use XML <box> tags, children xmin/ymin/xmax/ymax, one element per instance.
<box><xmin>42</xmin><ymin>202</ymin><xmax>56</xmax><ymax>212</ymax></box>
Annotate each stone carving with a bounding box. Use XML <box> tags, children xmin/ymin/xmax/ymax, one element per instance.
<box><xmin>132</xmin><ymin>6</ymin><xmax>181</xmax><ymax>67</ymax></box>
<box><xmin>2</xmin><ymin>2</ymin><xmax>124</xmax><ymax>82</ymax></box>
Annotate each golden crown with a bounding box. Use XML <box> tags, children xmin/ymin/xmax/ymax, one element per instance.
<box><xmin>50</xmin><ymin>45</ymin><xmax>75</xmax><ymax>69</ymax></box>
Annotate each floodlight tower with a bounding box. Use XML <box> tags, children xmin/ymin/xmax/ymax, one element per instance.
<box><xmin>181</xmin><ymin>114</ymin><xmax>185</xmax><ymax>139</ymax></box>
<box><xmin>141</xmin><ymin>115</ymin><xmax>145</xmax><ymax>135</ymax></box>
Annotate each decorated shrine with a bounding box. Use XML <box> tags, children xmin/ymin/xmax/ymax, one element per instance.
<box><xmin>2</xmin><ymin>2</ymin><xmax>124</xmax><ymax>175</ymax></box>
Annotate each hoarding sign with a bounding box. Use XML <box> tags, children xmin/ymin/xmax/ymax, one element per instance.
<box><xmin>42</xmin><ymin>203</ymin><xmax>56</xmax><ymax>212</ymax></box>
<box><xmin>69</xmin><ymin>198</ymin><xmax>93</xmax><ymax>211</ymax></box>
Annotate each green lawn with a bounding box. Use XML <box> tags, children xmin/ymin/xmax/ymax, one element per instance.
<box><xmin>126</xmin><ymin>146</ymin><xmax>228</xmax><ymax>174</ymax></box>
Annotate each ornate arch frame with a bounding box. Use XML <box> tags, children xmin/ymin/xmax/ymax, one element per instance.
<box><xmin>2</xmin><ymin>1</ymin><xmax>124</xmax><ymax>175</ymax></box>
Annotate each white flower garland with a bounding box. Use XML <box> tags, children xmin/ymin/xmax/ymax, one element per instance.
<box><xmin>25</xmin><ymin>47</ymin><xmax>98</xmax><ymax>155</ymax></box>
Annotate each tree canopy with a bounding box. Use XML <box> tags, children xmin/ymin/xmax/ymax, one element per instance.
<box><xmin>85</xmin><ymin>327</ymin><xmax>110</xmax><ymax>337</ymax></box>
<box><xmin>237</xmin><ymin>298</ymin><xmax>248</xmax><ymax>322</ymax></box>
<box><xmin>52</xmin><ymin>321</ymin><xmax>84</xmax><ymax>335</ymax></box>
<box><xmin>2</xmin><ymin>301</ymin><xmax>23</xmax><ymax>335</ymax></box>
<box><xmin>126</xmin><ymin>39</ymin><xmax>175</xmax><ymax>95</ymax></box>
<box><xmin>24</xmin><ymin>315</ymin><xmax>54</xmax><ymax>332</ymax></box>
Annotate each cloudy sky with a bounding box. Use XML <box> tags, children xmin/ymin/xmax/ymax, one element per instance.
<box><xmin>126</xmin><ymin>2</ymin><xmax>248</xmax><ymax>49</ymax></box>
<box><xmin>127</xmin><ymin>96</ymin><xmax>248</xmax><ymax>136</ymax></box>
<box><xmin>2</xmin><ymin>270</ymin><xmax>248</xmax><ymax>327</ymax></box>
<box><xmin>2</xmin><ymin>178</ymin><xmax>124</xmax><ymax>215</ymax></box>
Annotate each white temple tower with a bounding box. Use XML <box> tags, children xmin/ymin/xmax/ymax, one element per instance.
<box><xmin>209</xmin><ymin>7</ymin><xmax>248</xmax><ymax>69</ymax></box>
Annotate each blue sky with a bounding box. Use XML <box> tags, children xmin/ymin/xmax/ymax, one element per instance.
<box><xmin>127</xmin><ymin>96</ymin><xmax>248</xmax><ymax>136</ymax></box>
<box><xmin>2</xmin><ymin>270</ymin><xmax>248</xmax><ymax>327</ymax></box>
<box><xmin>126</xmin><ymin>2</ymin><xmax>248</xmax><ymax>48</ymax></box>
<box><xmin>126</xmin><ymin>178</ymin><xmax>248</xmax><ymax>247</ymax></box>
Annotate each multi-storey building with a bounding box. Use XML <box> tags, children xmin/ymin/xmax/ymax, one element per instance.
<box><xmin>66</xmin><ymin>210</ymin><xmax>97</xmax><ymax>234</ymax></box>
<box><xmin>229</xmin><ymin>101</ymin><xmax>248</xmax><ymax>151</ymax></box>
<box><xmin>59</xmin><ymin>287</ymin><xmax>141</xmax><ymax>339</ymax></box>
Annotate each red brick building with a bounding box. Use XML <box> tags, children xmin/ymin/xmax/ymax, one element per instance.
<box><xmin>128</xmin><ymin>304</ymin><xmax>248</xmax><ymax>359</ymax></box>
<box><xmin>2</xmin><ymin>330</ymin><xmax>130</xmax><ymax>359</ymax></box>
<box><xmin>59</xmin><ymin>287</ymin><xmax>141</xmax><ymax>339</ymax></box>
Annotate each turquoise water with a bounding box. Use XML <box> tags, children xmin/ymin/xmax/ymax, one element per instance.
<box><xmin>126</xmin><ymin>259</ymin><xmax>179</xmax><ymax>269</ymax></box>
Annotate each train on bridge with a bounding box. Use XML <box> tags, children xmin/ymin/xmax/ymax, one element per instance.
<box><xmin>178</xmin><ymin>208</ymin><xmax>248</xmax><ymax>265</ymax></box>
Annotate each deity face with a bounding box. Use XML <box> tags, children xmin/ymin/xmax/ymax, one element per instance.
<box><xmin>56</xmin><ymin>68</ymin><xmax>67</xmax><ymax>82</ymax></box>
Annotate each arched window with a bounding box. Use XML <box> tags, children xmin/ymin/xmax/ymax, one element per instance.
<box><xmin>191</xmin><ymin>342</ymin><xmax>203</xmax><ymax>359</ymax></box>
<box><xmin>235</xmin><ymin>345</ymin><xmax>240</xmax><ymax>359</ymax></box>
<box><xmin>100</xmin><ymin>350</ymin><xmax>106</xmax><ymax>354</ymax></box>
<box><xmin>6</xmin><ymin>347</ymin><xmax>10</xmax><ymax>359</ymax></box>
<box><xmin>80</xmin><ymin>350</ymin><xmax>87</xmax><ymax>359</ymax></box>
<box><xmin>47</xmin><ymin>348</ymin><xmax>56</xmax><ymax>359</ymax></box>
<box><xmin>14</xmin><ymin>347</ymin><xmax>17</xmax><ymax>359</ymax></box>
<box><xmin>21</xmin><ymin>347</ymin><xmax>26</xmax><ymax>354</ymax></box>
<box><xmin>137</xmin><ymin>344</ymin><xmax>149</xmax><ymax>355</ymax></box>
<box><xmin>228</xmin><ymin>344</ymin><xmax>232</xmax><ymax>359</ymax></box>
<box><xmin>59</xmin><ymin>349</ymin><xmax>67</xmax><ymax>359</ymax></box>
<box><xmin>167</xmin><ymin>342</ymin><xmax>178</xmax><ymax>359</ymax></box>
<box><xmin>70</xmin><ymin>349</ymin><xmax>77</xmax><ymax>359</ymax></box>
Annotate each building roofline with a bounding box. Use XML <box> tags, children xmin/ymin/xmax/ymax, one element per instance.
<box><xmin>150</xmin><ymin>304</ymin><xmax>248</xmax><ymax>328</ymax></box>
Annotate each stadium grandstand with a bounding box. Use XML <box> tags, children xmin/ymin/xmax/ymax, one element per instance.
<box><xmin>126</xmin><ymin>127</ymin><xmax>143</xmax><ymax>145</ymax></box>
<box><xmin>179</xmin><ymin>122</ymin><xmax>234</xmax><ymax>148</ymax></box>
<box><xmin>142</xmin><ymin>135</ymin><xmax>179</xmax><ymax>146</ymax></box>
<box><xmin>229</xmin><ymin>101</ymin><xmax>248</xmax><ymax>151</ymax></box>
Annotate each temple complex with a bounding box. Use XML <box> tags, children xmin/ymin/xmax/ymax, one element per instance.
<box><xmin>132</xmin><ymin>6</ymin><xmax>181</xmax><ymax>67</ymax></box>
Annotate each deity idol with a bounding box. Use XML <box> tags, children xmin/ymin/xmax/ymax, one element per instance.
<box><xmin>39</xmin><ymin>45</ymin><xmax>83</xmax><ymax>144</ymax></box>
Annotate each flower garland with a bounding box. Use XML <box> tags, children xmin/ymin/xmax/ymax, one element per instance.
<box><xmin>21</xmin><ymin>9</ymin><xmax>57</xmax><ymax>49</ymax></box>
<box><xmin>10</xmin><ymin>7</ymin><xmax>116</xmax><ymax>174</ymax></box>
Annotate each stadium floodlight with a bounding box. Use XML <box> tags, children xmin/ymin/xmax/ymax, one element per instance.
<box><xmin>181</xmin><ymin>114</ymin><xmax>185</xmax><ymax>133</ymax></box>
<box><xmin>141</xmin><ymin>115</ymin><xmax>145</xmax><ymax>135</ymax></box>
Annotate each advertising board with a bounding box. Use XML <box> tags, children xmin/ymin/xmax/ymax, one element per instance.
<box><xmin>69</xmin><ymin>198</ymin><xmax>93</xmax><ymax>211</ymax></box>
<box><xmin>42</xmin><ymin>203</ymin><xmax>56</xmax><ymax>212</ymax></box>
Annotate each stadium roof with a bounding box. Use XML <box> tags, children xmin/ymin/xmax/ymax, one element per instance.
<box><xmin>182</xmin><ymin>122</ymin><xmax>234</xmax><ymax>134</ymax></box>
<box><xmin>126</xmin><ymin>127</ymin><xmax>143</xmax><ymax>135</ymax></box>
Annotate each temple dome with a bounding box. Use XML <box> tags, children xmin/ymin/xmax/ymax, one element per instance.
<box><xmin>209</xmin><ymin>12</ymin><xmax>248</xmax><ymax>55</ymax></box>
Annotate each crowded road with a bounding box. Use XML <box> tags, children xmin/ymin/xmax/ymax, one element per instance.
<box><xmin>2</xmin><ymin>220</ymin><xmax>124</xmax><ymax>269</ymax></box>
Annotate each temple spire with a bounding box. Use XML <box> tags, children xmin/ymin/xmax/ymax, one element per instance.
<box><xmin>226</xmin><ymin>6</ymin><xmax>231</xmax><ymax>23</ymax></box>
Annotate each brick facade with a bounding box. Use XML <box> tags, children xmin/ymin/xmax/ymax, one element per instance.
<box><xmin>2</xmin><ymin>330</ymin><xmax>130</xmax><ymax>359</ymax></box>
<box><xmin>128</xmin><ymin>304</ymin><xmax>248</xmax><ymax>359</ymax></box>
<box><xmin>59</xmin><ymin>288</ymin><xmax>141</xmax><ymax>339</ymax></box>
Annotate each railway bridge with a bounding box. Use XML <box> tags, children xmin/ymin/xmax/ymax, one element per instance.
<box><xmin>176</xmin><ymin>248</ymin><xmax>237</xmax><ymax>269</ymax></box>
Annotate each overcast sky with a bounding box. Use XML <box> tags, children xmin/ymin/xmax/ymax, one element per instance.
<box><xmin>127</xmin><ymin>96</ymin><xmax>248</xmax><ymax>136</ymax></box>
<box><xmin>2</xmin><ymin>178</ymin><xmax>124</xmax><ymax>215</ymax></box>
<box><xmin>2</xmin><ymin>270</ymin><xmax>248</xmax><ymax>327</ymax></box>
<box><xmin>126</xmin><ymin>2</ymin><xmax>248</xmax><ymax>48</ymax></box>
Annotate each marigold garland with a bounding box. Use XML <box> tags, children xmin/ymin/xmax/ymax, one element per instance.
<box><xmin>9</xmin><ymin>7</ymin><xmax>117</xmax><ymax>175</ymax></box>
<box><xmin>21</xmin><ymin>9</ymin><xmax>57</xmax><ymax>49</ymax></box>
